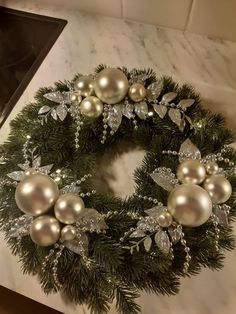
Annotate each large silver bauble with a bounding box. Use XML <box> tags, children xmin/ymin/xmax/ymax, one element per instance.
<box><xmin>128</xmin><ymin>83</ymin><xmax>146</xmax><ymax>102</ymax></box>
<box><xmin>30</xmin><ymin>215</ymin><xmax>60</xmax><ymax>246</ymax></box>
<box><xmin>94</xmin><ymin>68</ymin><xmax>129</xmax><ymax>104</ymax></box>
<box><xmin>15</xmin><ymin>173</ymin><xmax>59</xmax><ymax>216</ymax></box>
<box><xmin>203</xmin><ymin>175</ymin><xmax>232</xmax><ymax>204</ymax></box>
<box><xmin>60</xmin><ymin>225</ymin><xmax>77</xmax><ymax>242</ymax></box>
<box><xmin>157</xmin><ymin>211</ymin><xmax>173</xmax><ymax>228</ymax></box>
<box><xmin>177</xmin><ymin>160</ymin><xmax>206</xmax><ymax>185</ymax></box>
<box><xmin>205</xmin><ymin>161</ymin><xmax>219</xmax><ymax>175</ymax></box>
<box><xmin>54</xmin><ymin>193</ymin><xmax>85</xmax><ymax>224</ymax></box>
<box><xmin>74</xmin><ymin>75</ymin><xmax>95</xmax><ymax>97</ymax></box>
<box><xmin>167</xmin><ymin>184</ymin><xmax>212</xmax><ymax>227</ymax></box>
<box><xmin>80</xmin><ymin>96</ymin><xmax>103</xmax><ymax>118</ymax></box>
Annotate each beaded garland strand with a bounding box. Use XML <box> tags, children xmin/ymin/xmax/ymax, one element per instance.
<box><xmin>0</xmin><ymin>65</ymin><xmax>236</xmax><ymax>314</ymax></box>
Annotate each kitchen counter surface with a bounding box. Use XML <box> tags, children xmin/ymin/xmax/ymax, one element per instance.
<box><xmin>1</xmin><ymin>1</ymin><xmax>236</xmax><ymax>313</ymax></box>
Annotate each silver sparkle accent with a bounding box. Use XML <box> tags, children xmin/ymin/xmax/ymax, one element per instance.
<box><xmin>177</xmin><ymin>99</ymin><xmax>195</xmax><ymax>110</ymax></box>
<box><xmin>154</xmin><ymin>230</ymin><xmax>171</xmax><ymax>254</ymax></box>
<box><xmin>150</xmin><ymin>167</ymin><xmax>178</xmax><ymax>192</ymax></box>
<box><xmin>134</xmin><ymin>101</ymin><xmax>148</xmax><ymax>120</ymax></box>
<box><xmin>168</xmin><ymin>108</ymin><xmax>182</xmax><ymax>129</ymax></box>
<box><xmin>64</xmin><ymin>232</ymin><xmax>89</xmax><ymax>256</ymax></box>
<box><xmin>152</xmin><ymin>103</ymin><xmax>167</xmax><ymax>118</ymax></box>
<box><xmin>179</xmin><ymin>138</ymin><xmax>201</xmax><ymax>162</ymax></box>
<box><xmin>146</xmin><ymin>80</ymin><xmax>163</xmax><ymax>100</ymax></box>
<box><xmin>143</xmin><ymin>236</ymin><xmax>152</xmax><ymax>252</ymax></box>
<box><xmin>6</xmin><ymin>215</ymin><xmax>33</xmax><ymax>238</ymax></box>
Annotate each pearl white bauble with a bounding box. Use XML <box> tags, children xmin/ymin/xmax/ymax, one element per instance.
<box><xmin>205</xmin><ymin>161</ymin><xmax>219</xmax><ymax>175</ymax></box>
<box><xmin>128</xmin><ymin>83</ymin><xmax>146</xmax><ymax>102</ymax></box>
<box><xmin>157</xmin><ymin>211</ymin><xmax>173</xmax><ymax>228</ymax></box>
<box><xmin>74</xmin><ymin>75</ymin><xmax>95</xmax><ymax>97</ymax></box>
<box><xmin>203</xmin><ymin>175</ymin><xmax>232</xmax><ymax>204</ymax></box>
<box><xmin>167</xmin><ymin>184</ymin><xmax>212</xmax><ymax>227</ymax></box>
<box><xmin>177</xmin><ymin>160</ymin><xmax>206</xmax><ymax>184</ymax></box>
<box><xmin>80</xmin><ymin>96</ymin><xmax>103</xmax><ymax>118</ymax></box>
<box><xmin>30</xmin><ymin>215</ymin><xmax>60</xmax><ymax>246</ymax></box>
<box><xmin>60</xmin><ymin>225</ymin><xmax>77</xmax><ymax>242</ymax></box>
<box><xmin>54</xmin><ymin>193</ymin><xmax>85</xmax><ymax>224</ymax></box>
<box><xmin>15</xmin><ymin>173</ymin><xmax>59</xmax><ymax>216</ymax></box>
<box><xmin>94</xmin><ymin>68</ymin><xmax>129</xmax><ymax>104</ymax></box>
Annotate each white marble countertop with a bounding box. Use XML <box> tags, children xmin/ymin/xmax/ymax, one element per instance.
<box><xmin>1</xmin><ymin>1</ymin><xmax>236</xmax><ymax>313</ymax></box>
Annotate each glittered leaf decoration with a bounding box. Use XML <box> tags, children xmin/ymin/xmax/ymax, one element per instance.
<box><xmin>122</xmin><ymin>103</ymin><xmax>134</xmax><ymax>119</ymax></box>
<box><xmin>51</xmin><ymin>109</ymin><xmax>58</xmax><ymax>120</ymax></box>
<box><xmin>130</xmin><ymin>230</ymin><xmax>146</xmax><ymax>238</ymax></box>
<box><xmin>7</xmin><ymin>171</ymin><xmax>25</xmax><ymax>181</ymax></box>
<box><xmin>44</xmin><ymin>91</ymin><xmax>64</xmax><ymax>103</ymax></box>
<box><xmin>77</xmin><ymin>208</ymin><xmax>108</xmax><ymax>232</ymax></box>
<box><xmin>162</xmin><ymin>92</ymin><xmax>177</xmax><ymax>103</ymax></box>
<box><xmin>107</xmin><ymin>105</ymin><xmax>123</xmax><ymax>132</ymax></box>
<box><xmin>154</xmin><ymin>230</ymin><xmax>171</xmax><ymax>254</ymax></box>
<box><xmin>7</xmin><ymin>215</ymin><xmax>33</xmax><ymax>238</ymax></box>
<box><xmin>185</xmin><ymin>115</ymin><xmax>193</xmax><ymax>128</ymax></box>
<box><xmin>179</xmin><ymin>117</ymin><xmax>186</xmax><ymax>132</ymax></box>
<box><xmin>62</xmin><ymin>91</ymin><xmax>76</xmax><ymax>104</ymax></box>
<box><xmin>38</xmin><ymin>105</ymin><xmax>51</xmax><ymax>115</ymax></box>
<box><xmin>32</xmin><ymin>156</ymin><xmax>41</xmax><ymax>168</ymax></box>
<box><xmin>56</xmin><ymin>104</ymin><xmax>68</xmax><ymax>121</ymax></box>
<box><xmin>60</xmin><ymin>184</ymin><xmax>81</xmax><ymax>194</ymax></box>
<box><xmin>17</xmin><ymin>164</ymin><xmax>28</xmax><ymax>171</ymax></box>
<box><xmin>135</xmin><ymin>102</ymin><xmax>148</xmax><ymax>120</ymax></box>
<box><xmin>168</xmin><ymin>226</ymin><xmax>182</xmax><ymax>244</ymax></box>
<box><xmin>179</xmin><ymin>139</ymin><xmax>201</xmax><ymax>162</ymax></box>
<box><xmin>168</xmin><ymin>108</ymin><xmax>182</xmax><ymax>128</ymax></box>
<box><xmin>144</xmin><ymin>236</ymin><xmax>152</xmax><ymax>252</ymax></box>
<box><xmin>147</xmin><ymin>80</ymin><xmax>163</xmax><ymax>100</ymax></box>
<box><xmin>145</xmin><ymin>206</ymin><xmax>167</xmax><ymax>218</ymax></box>
<box><xmin>39</xmin><ymin>164</ymin><xmax>54</xmax><ymax>174</ymax></box>
<box><xmin>152</xmin><ymin>104</ymin><xmax>167</xmax><ymax>119</ymax></box>
<box><xmin>178</xmin><ymin>99</ymin><xmax>195</xmax><ymax>110</ymax></box>
<box><xmin>214</xmin><ymin>207</ymin><xmax>229</xmax><ymax>226</ymax></box>
<box><xmin>150</xmin><ymin>169</ymin><xmax>176</xmax><ymax>192</ymax></box>
<box><xmin>64</xmin><ymin>232</ymin><xmax>89</xmax><ymax>256</ymax></box>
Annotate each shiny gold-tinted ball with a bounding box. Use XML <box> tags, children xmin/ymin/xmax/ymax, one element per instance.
<box><xmin>74</xmin><ymin>75</ymin><xmax>95</xmax><ymax>97</ymax></box>
<box><xmin>80</xmin><ymin>96</ymin><xmax>103</xmax><ymax>118</ymax></box>
<box><xmin>177</xmin><ymin>160</ymin><xmax>206</xmax><ymax>185</ymax></box>
<box><xmin>128</xmin><ymin>83</ymin><xmax>146</xmax><ymax>102</ymax></box>
<box><xmin>157</xmin><ymin>211</ymin><xmax>173</xmax><ymax>228</ymax></box>
<box><xmin>60</xmin><ymin>225</ymin><xmax>77</xmax><ymax>242</ymax></box>
<box><xmin>205</xmin><ymin>161</ymin><xmax>219</xmax><ymax>175</ymax></box>
<box><xmin>203</xmin><ymin>175</ymin><xmax>232</xmax><ymax>204</ymax></box>
<box><xmin>30</xmin><ymin>215</ymin><xmax>61</xmax><ymax>246</ymax></box>
<box><xmin>15</xmin><ymin>173</ymin><xmax>59</xmax><ymax>216</ymax></box>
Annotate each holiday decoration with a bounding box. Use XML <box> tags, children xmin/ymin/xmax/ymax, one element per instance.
<box><xmin>1</xmin><ymin>65</ymin><xmax>236</xmax><ymax>314</ymax></box>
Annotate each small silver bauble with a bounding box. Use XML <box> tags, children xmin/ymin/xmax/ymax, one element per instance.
<box><xmin>74</xmin><ymin>75</ymin><xmax>95</xmax><ymax>97</ymax></box>
<box><xmin>128</xmin><ymin>83</ymin><xmax>146</xmax><ymax>102</ymax></box>
<box><xmin>80</xmin><ymin>96</ymin><xmax>103</xmax><ymax>118</ymax></box>
<box><xmin>177</xmin><ymin>160</ymin><xmax>206</xmax><ymax>185</ymax></box>
<box><xmin>94</xmin><ymin>68</ymin><xmax>129</xmax><ymax>104</ymax></box>
<box><xmin>30</xmin><ymin>215</ymin><xmax>61</xmax><ymax>246</ymax></box>
<box><xmin>60</xmin><ymin>225</ymin><xmax>77</xmax><ymax>242</ymax></box>
<box><xmin>54</xmin><ymin>193</ymin><xmax>85</xmax><ymax>224</ymax></box>
<box><xmin>203</xmin><ymin>175</ymin><xmax>232</xmax><ymax>204</ymax></box>
<box><xmin>15</xmin><ymin>173</ymin><xmax>59</xmax><ymax>216</ymax></box>
<box><xmin>157</xmin><ymin>211</ymin><xmax>173</xmax><ymax>228</ymax></box>
<box><xmin>167</xmin><ymin>184</ymin><xmax>212</xmax><ymax>227</ymax></box>
<box><xmin>205</xmin><ymin>161</ymin><xmax>219</xmax><ymax>175</ymax></box>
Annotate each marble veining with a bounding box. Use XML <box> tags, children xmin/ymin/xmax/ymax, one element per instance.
<box><xmin>0</xmin><ymin>1</ymin><xmax>236</xmax><ymax>313</ymax></box>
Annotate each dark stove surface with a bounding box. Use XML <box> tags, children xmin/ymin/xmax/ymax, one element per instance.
<box><xmin>0</xmin><ymin>7</ymin><xmax>67</xmax><ymax>127</ymax></box>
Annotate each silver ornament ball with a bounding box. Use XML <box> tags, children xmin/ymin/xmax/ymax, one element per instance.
<box><xmin>60</xmin><ymin>225</ymin><xmax>77</xmax><ymax>242</ymax></box>
<box><xmin>54</xmin><ymin>193</ymin><xmax>85</xmax><ymax>224</ymax></box>
<box><xmin>74</xmin><ymin>75</ymin><xmax>95</xmax><ymax>97</ymax></box>
<box><xmin>80</xmin><ymin>96</ymin><xmax>103</xmax><ymax>118</ymax></box>
<box><xmin>177</xmin><ymin>160</ymin><xmax>206</xmax><ymax>185</ymax></box>
<box><xmin>203</xmin><ymin>175</ymin><xmax>232</xmax><ymax>204</ymax></box>
<box><xmin>15</xmin><ymin>173</ymin><xmax>59</xmax><ymax>216</ymax></box>
<box><xmin>94</xmin><ymin>68</ymin><xmax>129</xmax><ymax>104</ymax></box>
<box><xmin>167</xmin><ymin>184</ymin><xmax>212</xmax><ymax>227</ymax></box>
<box><xmin>157</xmin><ymin>211</ymin><xmax>173</xmax><ymax>228</ymax></box>
<box><xmin>205</xmin><ymin>161</ymin><xmax>219</xmax><ymax>175</ymax></box>
<box><xmin>128</xmin><ymin>83</ymin><xmax>146</xmax><ymax>102</ymax></box>
<box><xmin>30</xmin><ymin>215</ymin><xmax>61</xmax><ymax>246</ymax></box>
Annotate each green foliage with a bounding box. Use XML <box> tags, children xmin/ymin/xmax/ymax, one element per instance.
<box><xmin>0</xmin><ymin>67</ymin><xmax>235</xmax><ymax>313</ymax></box>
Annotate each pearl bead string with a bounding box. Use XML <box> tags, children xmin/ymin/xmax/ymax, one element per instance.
<box><xmin>101</xmin><ymin>104</ymin><xmax>109</xmax><ymax>144</ymax></box>
<box><xmin>211</xmin><ymin>214</ymin><xmax>220</xmax><ymax>252</ymax></box>
<box><xmin>180</xmin><ymin>232</ymin><xmax>191</xmax><ymax>273</ymax></box>
<box><xmin>74</xmin><ymin>114</ymin><xmax>84</xmax><ymax>150</ymax></box>
<box><xmin>52</xmin><ymin>244</ymin><xmax>65</xmax><ymax>289</ymax></box>
<box><xmin>22</xmin><ymin>135</ymin><xmax>32</xmax><ymax>167</ymax></box>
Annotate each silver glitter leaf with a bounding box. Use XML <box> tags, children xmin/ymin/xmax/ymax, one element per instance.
<box><xmin>62</xmin><ymin>91</ymin><xmax>76</xmax><ymax>104</ymax></box>
<box><xmin>150</xmin><ymin>171</ymin><xmax>176</xmax><ymax>192</ymax></box>
<box><xmin>145</xmin><ymin>206</ymin><xmax>167</xmax><ymax>218</ymax></box>
<box><xmin>178</xmin><ymin>99</ymin><xmax>195</xmax><ymax>110</ymax></box>
<box><xmin>168</xmin><ymin>108</ymin><xmax>182</xmax><ymax>128</ymax></box>
<box><xmin>32</xmin><ymin>156</ymin><xmax>41</xmax><ymax>168</ymax></box>
<box><xmin>38</xmin><ymin>105</ymin><xmax>51</xmax><ymax>115</ymax></box>
<box><xmin>147</xmin><ymin>80</ymin><xmax>163</xmax><ymax>100</ymax></box>
<box><xmin>44</xmin><ymin>91</ymin><xmax>64</xmax><ymax>103</ymax></box>
<box><xmin>7</xmin><ymin>215</ymin><xmax>33</xmax><ymax>238</ymax></box>
<box><xmin>56</xmin><ymin>104</ymin><xmax>68</xmax><ymax>121</ymax></box>
<box><xmin>144</xmin><ymin>236</ymin><xmax>152</xmax><ymax>252</ymax></box>
<box><xmin>135</xmin><ymin>101</ymin><xmax>148</xmax><ymax>120</ymax></box>
<box><xmin>107</xmin><ymin>105</ymin><xmax>123</xmax><ymax>132</ymax></box>
<box><xmin>64</xmin><ymin>232</ymin><xmax>89</xmax><ymax>256</ymax></box>
<box><xmin>179</xmin><ymin>139</ymin><xmax>201</xmax><ymax>162</ymax></box>
<box><xmin>137</xmin><ymin>217</ymin><xmax>159</xmax><ymax>232</ymax></box>
<box><xmin>162</xmin><ymin>92</ymin><xmax>177</xmax><ymax>103</ymax></box>
<box><xmin>78</xmin><ymin>208</ymin><xmax>108</xmax><ymax>232</ymax></box>
<box><xmin>7</xmin><ymin>171</ymin><xmax>25</xmax><ymax>181</ymax></box>
<box><xmin>129</xmin><ymin>73</ymin><xmax>149</xmax><ymax>84</ymax></box>
<box><xmin>51</xmin><ymin>109</ymin><xmax>58</xmax><ymax>120</ymax></box>
<box><xmin>39</xmin><ymin>164</ymin><xmax>54</xmax><ymax>174</ymax></box>
<box><xmin>168</xmin><ymin>225</ymin><xmax>182</xmax><ymax>244</ymax></box>
<box><xmin>179</xmin><ymin>117</ymin><xmax>186</xmax><ymax>132</ymax></box>
<box><xmin>130</xmin><ymin>230</ymin><xmax>146</xmax><ymax>238</ymax></box>
<box><xmin>122</xmin><ymin>103</ymin><xmax>134</xmax><ymax>119</ymax></box>
<box><xmin>17</xmin><ymin>164</ymin><xmax>28</xmax><ymax>171</ymax></box>
<box><xmin>154</xmin><ymin>230</ymin><xmax>171</xmax><ymax>254</ymax></box>
<box><xmin>152</xmin><ymin>104</ymin><xmax>167</xmax><ymax>119</ymax></box>
<box><xmin>214</xmin><ymin>207</ymin><xmax>229</xmax><ymax>226</ymax></box>
<box><xmin>60</xmin><ymin>184</ymin><xmax>81</xmax><ymax>194</ymax></box>
<box><xmin>185</xmin><ymin>115</ymin><xmax>193</xmax><ymax>128</ymax></box>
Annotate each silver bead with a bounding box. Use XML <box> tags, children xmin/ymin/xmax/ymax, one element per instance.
<box><xmin>128</xmin><ymin>83</ymin><xmax>146</xmax><ymax>102</ymax></box>
<box><xmin>205</xmin><ymin>161</ymin><xmax>219</xmax><ymax>175</ymax></box>
<box><xmin>203</xmin><ymin>175</ymin><xmax>232</xmax><ymax>204</ymax></box>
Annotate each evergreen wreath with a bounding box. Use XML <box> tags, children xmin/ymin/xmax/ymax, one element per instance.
<box><xmin>0</xmin><ymin>65</ymin><xmax>236</xmax><ymax>314</ymax></box>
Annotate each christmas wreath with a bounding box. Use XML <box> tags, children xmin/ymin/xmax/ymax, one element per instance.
<box><xmin>0</xmin><ymin>65</ymin><xmax>236</xmax><ymax>314</ymax></box>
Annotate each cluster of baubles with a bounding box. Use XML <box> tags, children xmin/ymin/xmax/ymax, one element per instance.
<box><xmin>167</xmin><ymin>160</ymin><xmax>232</xmax><ymax>227</ymax></box>
<box><xmin>73</xmin><ymin>68</ymin><xmax>147</xmax><ymax>118</ymax></box>
<box><xmin>15</xmin><ymin>172</ymin><xmax>85</xmax><ymax>246</ymax></box>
